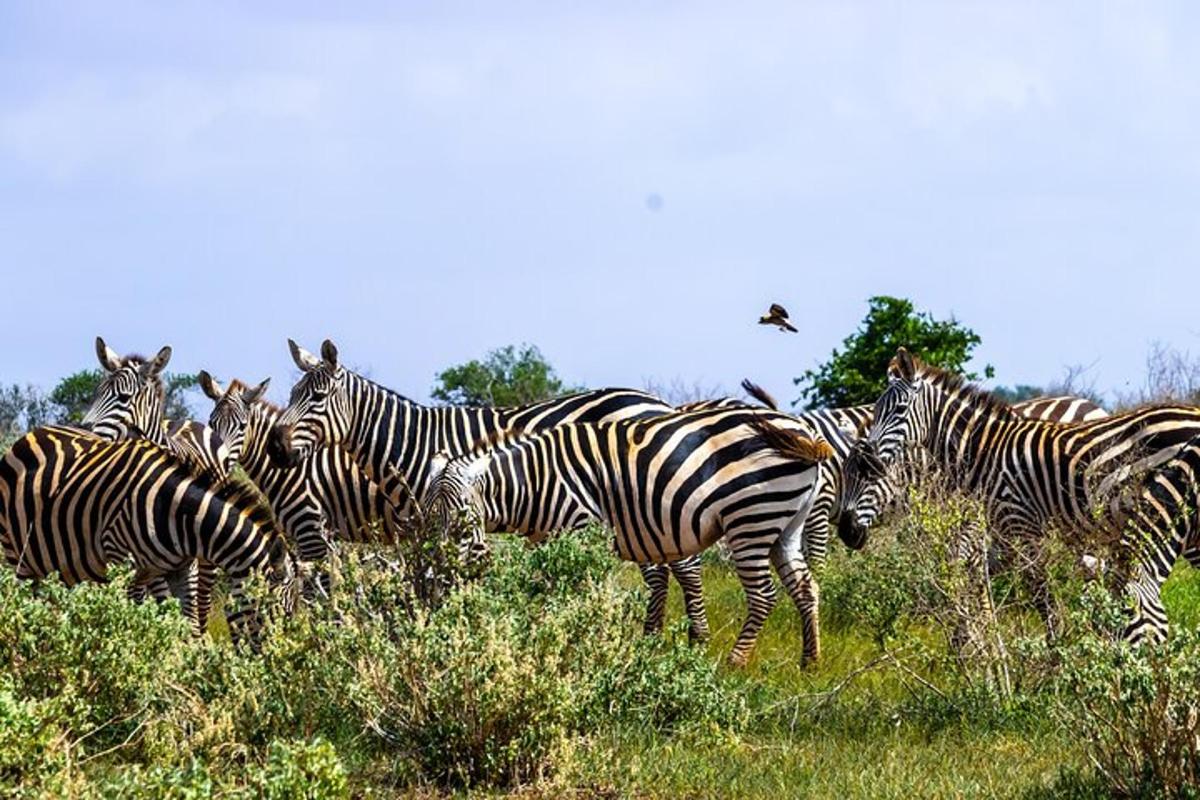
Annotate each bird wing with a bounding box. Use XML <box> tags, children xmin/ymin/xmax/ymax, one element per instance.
<box><xmin>770</xmin><ymin>303</ymin><xmax>789</xmax><ymax>318</ymax></box>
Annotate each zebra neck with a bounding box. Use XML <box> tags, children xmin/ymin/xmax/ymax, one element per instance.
<box><xmin>344</xmin><ymin>372</ymin><xmax>511</xmax><ymax>504</ymax></box>
<box><xmin>924</xmin><ymin>380</ymin><xmax>1020</xmax><ymax>489</ymax></box>
<box><xmin>239</xmin><ymin>404</ymin><xmax>283</xmax><ymax>484</ymax></box>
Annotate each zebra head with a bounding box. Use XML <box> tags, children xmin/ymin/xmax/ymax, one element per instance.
<box><xmin>838</xmin><ymin>438</ymin><xmax>892</xmax><ymax>548</ymax></box>
<box><xmin>79</xmin><ymin>337</ymin><xmax>172</xmax><ymax>442</ymax></box>
<box><xmin>199</xmin><ymin>371</ymin><xmax>271</xmax><ymax>464</ymax></box>
<box><xmin>267</xmin><ymin>339</ymin><xmax>352</xmax><ymax>468</ymax></box>
<box><xmin>425</xmin><ymin>452</ymin><xmax>492</xmax><ymax>568</ymax></box>
<box><xmin>838</xmin><ymin>347</ymin><xmax>928</xmax><ymax>544</ymax></box>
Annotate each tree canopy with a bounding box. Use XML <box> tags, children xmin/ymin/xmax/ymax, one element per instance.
<box><xmin>432</xmin><ymin>344</ymin><xmax>581</xmax><ymax>407</ymax></box>
<box><xmin>793</xmin><ymin>296</ymin><xmax>993</xmax><ymax>409</ymax></box>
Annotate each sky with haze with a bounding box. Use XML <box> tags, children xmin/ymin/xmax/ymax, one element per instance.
<box><xmin>2</xmin><ymin>2</ymin><xmax>1199</xmax><ymax>408</ymax></box>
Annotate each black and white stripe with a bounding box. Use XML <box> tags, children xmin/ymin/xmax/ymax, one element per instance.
<box><xmin>425</xmin><ymin>407</ymin><xmax>833</xmax><ymax>665</ymax></box>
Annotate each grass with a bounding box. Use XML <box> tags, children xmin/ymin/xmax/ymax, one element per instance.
<box><xmin>590</xmin><ymin>552</ymin><xmax>1200</xmax><ymax>799</ymax></box>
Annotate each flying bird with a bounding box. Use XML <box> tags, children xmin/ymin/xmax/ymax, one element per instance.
<box><xmin>758</xmin><ymin>304</ymin><xmax>797</xmax><ymax>333</ymax></box>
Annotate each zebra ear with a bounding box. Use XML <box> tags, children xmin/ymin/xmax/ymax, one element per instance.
<box><xmin>320</xmin><ymin>339</ymin><xmax>339</xmax><ymax>369</ymax></box>
<box><xmin>198</xmin><ymin>370</ymin><xmax>225</xmax><ymax>401</ymax></box>
<box><xmin>95</xmin><ymin>336</ymin><xmax>121</xmax><ymax>372</ymax></box>
<box><xmin>140</xmin><ymin>345</ymin><xmax>172</xmax><ymax>379</ymax></box>
<box><xmin>243</xmin><ymin>378</ymin><xmax>271</xmax><ymax>405</ymax></box>
<box><xmin>289</xmin><ymin>339</ymin><xmax>321</xmax><ymax>372</ymax></box>
<box><xmin>891</xmin><ymin>347</ymin><xmax>916</xmax><ymax>382</ymax></box>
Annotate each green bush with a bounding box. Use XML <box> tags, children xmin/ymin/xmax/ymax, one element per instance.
<box><xmin>1053</xmin><ymin>586</ymin><xmax>1200</xmax><ymax>799</ymax></box>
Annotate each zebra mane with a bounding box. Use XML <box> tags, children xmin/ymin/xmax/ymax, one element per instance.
<box><xmin>226</xmin><ymin>378</ymin><xmax>284</xmax><ymax>414</ymax></box>
<box><xmin>912</xmin><ymin>357</ymin><xmax>1020</xmax><ymax>420</ymax></box>
<box><xmin>462</xmin><ymin>424</ymin><xmax>528</xmax><ymax>457</ymax></box>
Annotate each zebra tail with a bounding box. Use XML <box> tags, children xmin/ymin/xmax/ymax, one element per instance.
<box><xmin>740</xmin><ymin>379</ymin><xmax>779</xmax><ymax>410</ymax></box>
<box><xmin>747</xmin><ymin>416</ymin><xmax>834</xmax><ymax>465</ymax></box>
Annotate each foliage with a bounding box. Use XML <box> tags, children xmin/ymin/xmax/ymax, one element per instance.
<box><xmin>0</xmin><ymin>384</ymin><xmax>54</xmax><ymax>447</ymax></box>
<box><xmin>432</xmin><ymin>343</ymin><xmax>581</xmax><ymax>407</ymax></box>
<box><xmin>1052</xmin><ymin>587</ymin><xmax>1200</xmax><ymax>799</ymax></box>
<box><xmin>0</xmin><ymin>529</ymin><xmax>745</xmax><ymax>795</ymax></box>
<box><xmin>991</xmin><ymin>384</ymin><xmax>1045</xmax><ymax>404</ymax></box>
<box><xmin>48</xmin><ymin>369</ymin><xmax>104</xmax><ymax>424</ymax></box>
<box><xmin>793</xmin><ymin>295</ymin><xmax>994</xmax><ymax>409</ymax></box>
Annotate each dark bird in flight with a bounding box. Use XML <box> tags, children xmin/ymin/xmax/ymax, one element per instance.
<box><xmin>758</xmin><ymin>303</ymin><xmax>797</xmax><ymax>333</ymax></box>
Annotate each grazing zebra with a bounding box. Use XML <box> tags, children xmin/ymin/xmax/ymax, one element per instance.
<box><xmin>842</xmin><ymin>347</ymin><xmax>1200</xmax><ymax>643</ymax></box>
<box><xmin>0</xmin><ymin>426</ymin><xmax>295</xmax><ymax>641</ymax></box>
<box><xmin>264</xmin><ymin>339</ymin><xmax>722</xmax><ymax>633</ymax></box>
<box><xmin>426</xmin><ymin>408</ymin><xmax>834</xmax><ymax>664</ymax></box>
<box><xmin>199</xmin><ymin>372</ymin><xmax>402</xmax><ymax>595</ymax></box>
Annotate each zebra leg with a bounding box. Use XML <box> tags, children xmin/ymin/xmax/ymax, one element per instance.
<box><xmin>639</xmin><ymin>563</ymin><xmax>670</xmax><ymax>635</ymax></box>
<box><xmin>771</xmin><ymin>533</ymin><xmax>820</xmax><ymax>665</ymax></box>
<box><xmin>668</xmin><ymin>556</ymin><xmax>709</xmax><ymax>642</ymax></box>
<box><xmin>223</xmin><ymin>572</ymin><xmax>263</xmax><ymax>650</ymax></box>
<box><xmin>727</xmin><ymin>538</ymin><xmax>778</xmax><ymax>667</ymax></box>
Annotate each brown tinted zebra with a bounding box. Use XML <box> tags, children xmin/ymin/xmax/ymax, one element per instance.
<box><xmin>843</xmin><ymin>348</ymin><xmax>1200</xmax><ymax>643</ymax></box>
<box><xmin>0</xmin><ymin>426</ymin><xmax>294</xmax><ymax>641</ymax></box>
<box><xmin>425</xmin><ymin>408</ymin><xmax>833</xmax><ymax>665</ymax></box>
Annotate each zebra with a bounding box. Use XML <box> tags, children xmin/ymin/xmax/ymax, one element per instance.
<box><xmin>841</xmin><ymin>347</ymin><xmax>1200</xmax><ymax>643</ymax></box>
<box><xmin>425</xmin><ymin>408</ymin><xmax>834</xmax><ymax>665</ymax></box>
<box><xmin>77</xmin><ymin>337</ymin><xmax>236</xmax><ymax>629</ymax></box>
<box><xmin>658</xmin><ymin>383</ymin><xmax>1107</xmax><ymax>655</ymax></box>
<box><xmin>0</xmin><ymin>426</ymin><xmax>295</xmax><ymax>642</ymax></box>
<box><xmin>198</xmin><ymin>372</ymin><xmax>402</xmax><ymax>596</ymax></box>
<box><xmin>263</xmin><ymin>339</ymin><xmax>727</xmax><ymax>635</ymax></box>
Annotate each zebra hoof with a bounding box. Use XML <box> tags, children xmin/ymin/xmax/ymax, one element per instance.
<box><xmin>727</xmin><ymin>651</ymin><xmax>750</xmax><ymax>669</ymax></box>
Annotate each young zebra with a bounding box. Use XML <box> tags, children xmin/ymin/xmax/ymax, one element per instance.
<box><xmin>0</xmin><ymin>426</ymin><xmax>295</xmax><ymax>642</ymax></box>
<box><xmin>198</xmin><ymin>372</ymin><xmax>401</xmax><ymax>595</ymax></box>
<box><xmin>424</xmin><ymin>408</ymin><xmax>834</xmax><ymax>665</ymax></box>
<box><xmin>264</xmin><ymin>339</ymin><xmax>730</xmax><ymax>636</ymax></box>
<box><xmin>842</xmin><ymin>347</ymin><xmax>1200</xmax><ymax>643</ymax></box>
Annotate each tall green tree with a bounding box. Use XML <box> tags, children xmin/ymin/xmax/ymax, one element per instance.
<box><xmin>793</xmin><ymin>296</ymin><xmax>993</xmax><ymax>409</ymax></box>
<box><xmin>432</xmin><ymin>344</ymin><xmax>581</xmax><ymax>407</ymax></box>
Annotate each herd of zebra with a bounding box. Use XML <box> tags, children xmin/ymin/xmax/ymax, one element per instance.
<box><xmin>2</xmin><ymin>336</ymin><xmax>1198</xmax><ymax>666</ymax></box>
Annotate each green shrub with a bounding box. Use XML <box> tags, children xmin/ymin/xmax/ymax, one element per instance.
<box><xmin>1052</xmin><ymin>586</ymin><xmax>1200</xmax><ymax>799</ymax></box>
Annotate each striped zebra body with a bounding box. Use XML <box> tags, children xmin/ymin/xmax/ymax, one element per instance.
<box><xmin>843</xmin><ymin>348</ymin><xmax>1200</xmax><ymax>643</ymax></box>
<box><xmin>0</xmin><ymin>426</ymin><xmax>294</xmax><ymax>641</ymax></box>
<box><xmin>200</xmin><ymin>374</ymin><xmax>399</xmax><ymax>594</ymax></box>
<box><xmin>426</xmin><ymin>408</ymin><xmax>833</xmax><ymax>665</ymax></box>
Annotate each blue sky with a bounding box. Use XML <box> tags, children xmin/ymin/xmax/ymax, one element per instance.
<box><xmin>2</xmin><ymin>2</ymin><xmax>1198</xmax><ymax>407</ymax></box>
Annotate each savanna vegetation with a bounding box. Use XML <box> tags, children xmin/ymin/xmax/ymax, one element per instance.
<box><xmin>6</xmin><ymin>306</ymin><xmax>1200</xmax><ymax>798</ymax></box>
